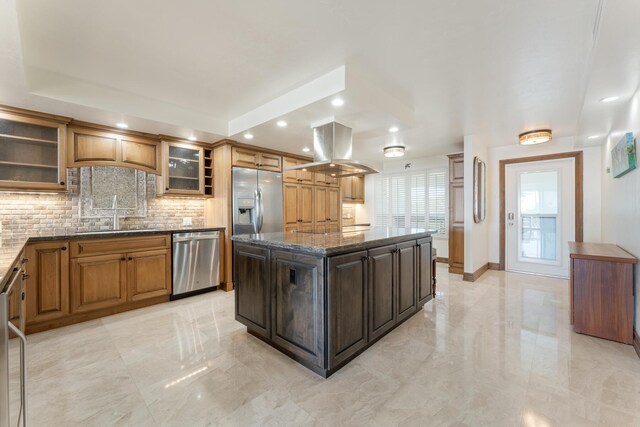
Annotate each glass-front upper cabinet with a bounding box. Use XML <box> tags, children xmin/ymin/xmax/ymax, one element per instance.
<box><xmin>0</xmin><ymin>108</ymin><xmax>69</xmax><ymax>191</ymax></box>
<box><xmin>158</xmin><ymin>139</ymin><xmax>213</xmax><ymax>197</ymax></box>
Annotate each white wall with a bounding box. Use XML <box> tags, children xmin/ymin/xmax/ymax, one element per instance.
<box><xmin>463</xmin><ymin>135</ymin><xmax>490</xmax><ymax>274</ymax></box>
<box><xmin>362</xmin><ymin>154</ymin><xmax>450</xmax><ymax>258</ymax></box>
<box><xmin>486</xmin><ymin>140</ymin><xmax>602</xmax><ymax>265</ymax></box>
<box><xmin>599</xmin><ymin>88</ymin><xmax>640</xmax><ymax>333</ymax></box>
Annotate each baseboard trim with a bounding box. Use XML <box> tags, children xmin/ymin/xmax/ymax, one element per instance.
<box><xmin>436</xmin><ymin>257</ymin><xmax>448</xmax><ymax>263</ymax></box>
<box><xmin>463</xmin><ymin>263</ymin><xmax>490</xmax><ymax>282</ymax></box>
<box><xmin>488</xmin><ymin>262</ymin><xmax>501</xmax><ymax>271</ymax></box>
<box><xmin>634</xmin><ymin>329</ymin><xmax>640</xmax><ymax>360</ymax></box>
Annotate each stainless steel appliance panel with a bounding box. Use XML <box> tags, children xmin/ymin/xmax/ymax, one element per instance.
<box><xmin>257</xmin><ymin>169</ymin><xmax>283</xmax><ymax>233</ymax></box>
<box><xmin>232</xmin><ymin>167</ymin><xmax>283</xmax><ymax>235</ymax></box>
<box><xmin>172</xmin><ymin>231</ymin><xmax>220</xmax><ymax>297</ymax></box>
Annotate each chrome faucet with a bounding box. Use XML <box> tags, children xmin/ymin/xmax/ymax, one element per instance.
<box><xmin>112</xmin><ymin>195</ymin><xmax>120</xmax><ymax>231</ymax></box>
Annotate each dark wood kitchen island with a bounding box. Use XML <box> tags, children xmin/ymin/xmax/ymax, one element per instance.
<box><xmin>232</xmin><ymin>228</ymin><xmax>433</xmax><ymax>377</ymax></box>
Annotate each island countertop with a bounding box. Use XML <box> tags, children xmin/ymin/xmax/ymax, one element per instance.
<box><xmin>231</xmin><ymin>227</ymin><xmax>433</xmax><ymax>256</ymax></box>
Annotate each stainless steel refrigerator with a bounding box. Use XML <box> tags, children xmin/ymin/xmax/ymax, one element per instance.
<box><xmin>232</xmin><ymin>167</ymin><xmax>283</xmax><ymax>235</ymax></box>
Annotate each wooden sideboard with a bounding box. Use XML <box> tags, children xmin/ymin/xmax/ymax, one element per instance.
<box><xmin>569</xmin><ymin>242</ymin><xmax>637</xmax><ymax>344</ymax></box>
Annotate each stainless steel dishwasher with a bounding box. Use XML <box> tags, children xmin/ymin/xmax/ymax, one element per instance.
<box><xmin>171</xmin><ymin>231</ymin><xmax>220</xmax><ymax>300</ymax></box>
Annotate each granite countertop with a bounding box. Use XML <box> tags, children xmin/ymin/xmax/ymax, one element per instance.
<box><xmin>231</xmin><ymin>227</ymin><xmax>433</xmax><ymax>256</ymax></box>
<box><xmin>1</xmin><ymin>226</ymin><xmax>226</xmax><ymax>289</ymax></box>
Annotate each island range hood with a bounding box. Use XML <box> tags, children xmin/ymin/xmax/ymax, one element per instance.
<box><xmin>286</xmin><ymin>121</ymin><xmax>379</xmax><ymax>177</ymax></box>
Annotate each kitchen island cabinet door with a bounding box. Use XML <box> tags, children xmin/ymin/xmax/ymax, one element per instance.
<box><xmin>70</xmin><ymin>253</ymin><xmax>127</xmax><ymax>313</ymax></box>
<box><xmin>271</xmin><ymin>251</ymin><xmax>325</xmax><ymax>370</ymax></box>
<box><xmin>127</xmin><ymin>249</ymin><xmax>171</xmax><ymax>301</ymax></box>
<box><xmin>368</xmin><ymin>244</ymin><xmax>396</xmax><ymax>341</ymax></box>
<box><xmin>396</xmin><ymin>241</ymin><xmax>417</xmax><ymax>322</ymax></box>
<box><xmin>234</xmin><ymin>244</ymin><xmax>271</xmax><ymax>338</ymax></box>
<box><xmin>416</xmin><ymin>238</ymin><xmax>433</xmax><ymax>306</ymax></box>
<box><xmin>25</xmin><ymin>241</ymin><xmax>70</xmax><ymax>324</ymax></box>
<box><xmin>328</xmin><ymin>251</ymin><xmax>368</xmax><ymax>370</ymax></box>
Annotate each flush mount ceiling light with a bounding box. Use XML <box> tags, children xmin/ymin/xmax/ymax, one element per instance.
<box><xmin>243</xmin><ymin>133</ymin><xmax>254</xmax><ymax>140</ymax></box>
<box><xmin>384</xmin><ymin>145</ymin><xmax>405</xmax><ymax>158</ymax></box>
<box><xmin>302</xmin><ymin>147</ymin><xmax>311</xmax><ymax>152</ymax></box>
<box><xmin>518</xmin><ymin>129</ymin><xmax>552</xmax><ymax>146</ymax></box>
<box><xmin>276</xmin><ymin>120</ymin><xmax>287</xmax><ymax>127</ymax></box>
<box><xmin>116</xmin><ymin>122</ymin><xmax>128</xmax><ymax>129</ymax></box>
<box><xmin>389</xmin><ymin>126</ymin><xmax>399</xmax><ymax>133</ymax></box>
<box><xmin>331</xmin><ymin>98</ymin><xmax>344</xmax><ymax>107</ymax></box>
<box><xmin>600</xmin><ymin>96</ymin><xmax>619</xmax><ymax>103</ymax></box>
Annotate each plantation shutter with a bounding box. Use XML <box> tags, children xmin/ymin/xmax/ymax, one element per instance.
<box><xmin>427</xmin><ymin>170</ymin><xmax>447</xmax><ymax>235</ymax></box>
<box><xmin>410</xmin><ymin>172</ymin><xmax>427</xmax><ymax>228</ymax></box>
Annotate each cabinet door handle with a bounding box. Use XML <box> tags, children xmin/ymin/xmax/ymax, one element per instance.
<box><xmin>121</xmin><ymin>257</ymin><xmax>126</xmax><ymax>261</ymax></box>
<box><xmin>128</xmin><ymin>257</ymin><xmax>133</xmax><ymax>261</ymax></box>
<box><xmin>60</xmin><ymin>246</ymin><xmax>67</xmax><ymax>251</ymax></box>
<box><xmin>21</xmin><ymin>273</ymin><xmax>30</xmax><ymax>280</ymax></box>
<box><xmin>60</xmin><ymin>181</ymin><xmax>65</xmax><ymax>185</ymax></box>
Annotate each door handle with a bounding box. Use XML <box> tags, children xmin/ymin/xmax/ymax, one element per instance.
<box><xmin>508</xmin><ymin>212</ymin><xmax>515</xmax><ymax>220</ymax></box>
<box><xmin>7</xmin><ymin>321</ymin><xmax>28</xmax><ymax>427</ymax></box>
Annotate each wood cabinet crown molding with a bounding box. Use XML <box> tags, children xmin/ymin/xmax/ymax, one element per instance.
<box><xmin>0</xmin><ymin>104</ymin><xmax>72</xmax><ymax>124</ymax></box>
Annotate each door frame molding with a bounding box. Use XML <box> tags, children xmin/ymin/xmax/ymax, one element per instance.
<box><xmin>499</xmin><ymin>151</ymin><xmax>583</xmax><ymax>271</ymax></box>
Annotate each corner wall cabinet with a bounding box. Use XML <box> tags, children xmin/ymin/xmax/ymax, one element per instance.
<box><xmin>447</xmin><ymin>153</ymin><xmax>464</xmax><ymax>274</ymax></box>
<box><xmin>341</xmin><ymin>175</ymin><xmax>365</xmax><ymax>203</ymax></box>
<box><xmin>67</xmin><ymin>123</ymin><xmax>161</xmax><ymax>174</ymax></box>
<box><xmin>0</xmin><ymin>107</ymin><xmax>69</xmax><ymax>191</ymax></box>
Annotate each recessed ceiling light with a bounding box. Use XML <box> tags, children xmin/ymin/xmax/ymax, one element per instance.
<box><xmin>329</xmin><ymin>163</ymin><xmax>335</xmax><ymax>167</ymax></box>
<box><xmin>384</xmin><ymin>145</ymin><xmax>405</xmax><ymax>158</ymax></box>
<box><xmin>519</xmin><ymin>129</ymin><xmax>552</xmax><ymax>145</ymax></box>
<box><xmin>389</xmin><ymin>126</ymin><xmax>399</xmax><ymax>133</ymax></box>
<box><xmin>243</xmin><ymin>133</ymin><xmax>254</xmax><ymax>140</ymax></box>
<box><xmin>331</xmin><ymin>173</ymin><xmax>337</xmax><ymax>177</ymax></box>
<box><xmin>587</xmin><ymin>135</ymin><xmax>600</xmax><ymax>140</ymax></box>
<box><xmin>600</xmin><ymin>96</ymin><xmax>619</xmax><ymax>103</ymax></box>
<box><xmin>302</xmin><ymin>147</ymin><xmax>311</xmax><ymax>152</ymax></box>
<box><xmin>116</xmin><ymin>122</ymin><xmax>128</xmax><ymax>129</ymax></box>
<box><xmin>188</xmin><ymin>136</ymin><xmax>197</xmax><ymax>141</ymax></box>
<box><xmin>276</xmin><ymin>120</ymin><xmax>287</xmax><ymax>127</ymax></box>
<box><xmin>331</xmin><ymin>98</ymin><xmax>344</xmax><ymax>107</ymax></box>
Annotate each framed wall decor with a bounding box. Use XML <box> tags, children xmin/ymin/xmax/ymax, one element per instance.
<box><xmin>611</xmin><ymin>132</ymin><xmax>637</xmax><ymax>178</ymax></box>
<box><xmin>473</xmin><ymin>156</ymin><xmax>486</xmax><ymax>223</ymax></box>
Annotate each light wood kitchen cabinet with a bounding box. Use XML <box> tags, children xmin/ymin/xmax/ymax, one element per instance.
<box><xmin>0</xmin><ymin>107</ymin><xmax>69</xmax><ymax>192</ymax></box>
<box><xmin>314</xmin><ymin>186</ymin><xmax>340</xmax><ymax>233</ymax></box>
<box><xmin>232</xmin><ymin>146</ymin><xmax>281</xmax><ymax>172</ymax></box>
<box><xmin>156</xmin><ymin>141</ymin><xmax>205</xmax><ymax>196</ymax></box>
<box><xmin>341</xmin><ymin>175</ymin><xmax>365</xmax><ymax>203</ymax></box>
<box><xmin>314</xmin><ymin>172</ymin><xmax>340</xmax><ymax>187</ymax></box>
<box><xmin>283</xmin><ymin>157</ymin><xmax>314</xmax><ymax>184</ymax></box>
<box><xmin>25</xmin><ymin>241</ymin><xmax>70</xmax><ymax>324</ymax></box>
<box><xmin>67</xmin><ymin>123</ymin><xmax>161</xmax><ymax>174</ymax></box>
<box><xmin>70</xmin><ymin>253</ymin><xmax>127</xmax><ymax>313</ymax></box>
<box><xmin>127</xmin><ymin>249</ymin><xmax>171</xmax><ymax>301</ymax></box>
<box><xmin>283</xmin><ymin>183</ymin><xmax>314</xmax><ymax>232</ymax></box>
<box><xmin>25</xmin><ymin>234</ymin><xmax>172</xmax><ymax>333</ymax></box>
<box><xmin>447</xmin><ymin>153</ymin><xmax>464</xmax><ymax>274</ymax></box>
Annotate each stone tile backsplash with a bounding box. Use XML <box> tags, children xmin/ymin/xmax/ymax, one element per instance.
<box><xmin>0</xmin><ymin>168</ymin><xmax>205</xmax><ymax>249</ymax></box>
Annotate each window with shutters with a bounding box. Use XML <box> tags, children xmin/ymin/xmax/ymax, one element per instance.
<box><xmin>372</xmin><ymin>168</ymin><xmax>447</xmax><ymax>236</ymax></box>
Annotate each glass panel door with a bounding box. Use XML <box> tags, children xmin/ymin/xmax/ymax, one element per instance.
<box><xmin>167</xmin><ymin>145</ymin><xmax>201</xmax><ymax>193</ymax></box>
<box><xmin>506</xmin><ymin>159</ymin><xmax>575</xmax><ymax>278</ymax></box>
<box><xmin>0</xmin><ymin>117</ymin><xmax>60</xmax><ymax>184</ymax></box>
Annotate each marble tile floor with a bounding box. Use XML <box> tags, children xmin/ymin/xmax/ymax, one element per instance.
<box><xmin>7</xmin><ymin>265</ymin><xmax>640</xmax><ymax>426</ymax></box>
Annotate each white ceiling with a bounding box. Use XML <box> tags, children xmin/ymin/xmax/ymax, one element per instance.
<box><xmin>0</xmin><ymin>0</ymin><xmax>615</xmax><ymax>161</ymax></box>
